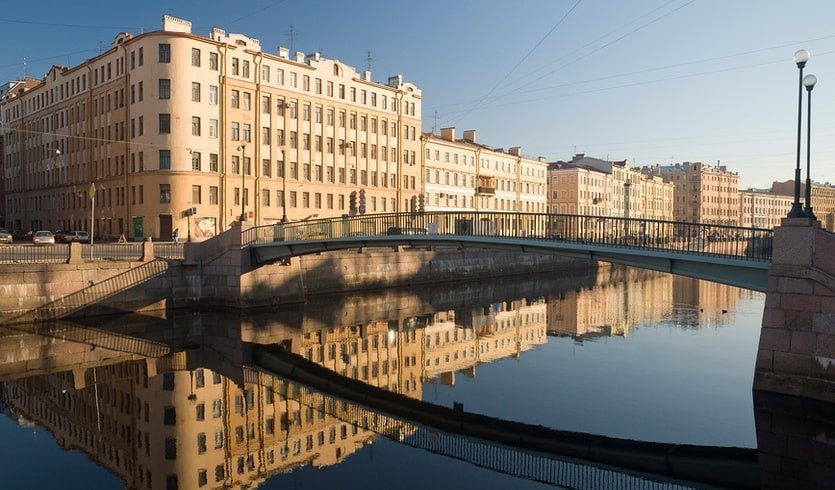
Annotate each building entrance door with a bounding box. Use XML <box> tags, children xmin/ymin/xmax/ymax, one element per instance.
<box><xmin>159</xmin><ymin>214</ymin><xmax>172</xmax><ymax>242</ymax></box>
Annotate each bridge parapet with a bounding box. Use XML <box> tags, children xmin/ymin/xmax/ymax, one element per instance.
<box><xmin>755</xmin><ymin>217</ymin><xmax>835</xmax><ymax>403</ymax></box>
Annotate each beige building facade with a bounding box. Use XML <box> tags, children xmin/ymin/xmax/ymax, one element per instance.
<box><xmin>421</xmin><ymin>128</ymin><xmax>548</xmax><ymax>213</ymax></box>
<box><xmin>0</xmin><ymin>15</ymin><xmax>422</xmax><ymax>240</ymax></box>
<box><xmin>771</xmin><ymin>179</ymin><xmax>835</xmax><ymax>231</ymax></box>
<box><xmin>652</xmin><ymin>162</ymin><xmax>740</xmax><ymax>226</ymax></box>
<box><xmin>547</xmin><ymin>155</ymin><xmax>675</xmax><ymax>233</ymax></box>
<box><xmin>739</xmin><ymin>189</ymin><xmax>793</xmax><ymax>229</ymax></box>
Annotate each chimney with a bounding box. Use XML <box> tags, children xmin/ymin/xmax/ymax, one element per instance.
<box><xmin>363</xmin><ymin>70</ymin><xmax>371</xmax><ymax>81</ymax></box>
<box><xmin>440</xmin><ymin>127</ymin><xmax>455</xmax><ymax>141</ymax></box>
<box><xmin>277</xmin><ymin>47</ymin><xmax>289</xmax><ymax>59</ymax></box>
<box><xmin>387</xmin><ymin>75</ymin><xmax>403</xmax><ymax>87</ymax></box>
<box><xmin>295</xmin><ymin>51</ymin><xmax>305</xmax><ymax>63</ymax></box>
<box><xmin>508</xmin><ymin>147</ymin><xmax>521</xmax><ymax>156</ymax></box>
<box><xmin>462</xmin><ymin>130</ymin><xmax>476</xmax><ymax>143</ymax></box>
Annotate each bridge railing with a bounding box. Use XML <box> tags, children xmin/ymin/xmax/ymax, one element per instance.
<box><xmin>243</xmin><ymin>212</ymin><xmax>774</xmax><ymax>261</ymax></box>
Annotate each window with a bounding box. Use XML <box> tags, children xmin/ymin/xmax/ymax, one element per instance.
<box><xmin>159</xmin><ymin>151</ymin><xmax>171</xmax><ymax>170</ymax></box>
<box><xmin>261</xmin><ymin>95</ymin><xmax>270</xmax><ymax>113</ymax></box>
<box><xmin>191</xmin><ymin>152</ymin><xmax>201</xmax><ymax>171</ymax></box>
<box><xmin>231</xmin><ymin>90</ymin><xmax>239</xmax><ymax>108</ymax></box>
<box><xmin>191</xmin><ymin>48</ymin><xmax>201</xmax><ymax>67</ymax></box>
<box><xmin>164</xmin><ymin>437</ymin><xmax>176</xmax><ymax>459</ymax></box>
<box><xmin>243</xmin><ymin>92</ymin><xmax>251</xmax><ymax>111</ymax></box>
<box><xmin>209</xmin><ymin>52</ymin><xmax>218</xmax><ymax>70</ymax></box>
<box><xmin>209</xmin><ymin>186</ymin><xmax>218</xmax><ymax>204</ymax></box>
<box><xmin>197</xmin><ymin>433</ymin><xmax>207</xmax><ymax>454</ymax></box>
<box><xmin>159</xmin><ymin>43</ymin><xmax>171</xmax><ymax>63</ymax></box>
<box><xmin>276</xmin><ymin>68</ymin><xmax>284</xmax><ymax>85</ymax></box>
<box><xmin>243</xmin><ymin>123</ymin><xmax>251</xmax><ymax>142</ymax></box>
<box><xmin>209</xmin><ymin>85</ymin><xmax>218</xmax><ymax>105</ymax></box>
<box><xmin>159</xmin><ymin>79</ymin><xmax>171</xmax><ymax>99</ymax></box>
<box><xmin>262</xmin><ymin>187</ymin><xmax>270</xmax><ymax>206</ymax></box>
<box><xmin>231</xmin><ymin>122</ymin><xmax>239</xmax><ymax>141</ymax></box>
<box><xmin>231</xmin><ymin>58</ymin><xmax>239</xmax><ymax>75</ymax></box>
<box><xmin>191</xmin><ymin>116</ymin><xmax>201</xmax><ymax>136</ymax></box>
<box><xmin>242</xmin><ymin>60</ymin><xmax>250</xmax><ymax>79</ymax></box>
<box><xmin>159</xmin><ymin>114</ymin><xmax>171</xmax><ymax>133</ymax></box>
<box><xmin>191</xmin><ymin>82</ymin><xmax>200</xmax><ymax>102</ymax></box>
<box><xmin>261</xmin><ymin>64</ymin><xmax>270</xmax><ymax>82</ymax></box>
<box><xmin>164</xmin><ymin>406</ymin><xmax>176</xmax><ymax>425</ymax></box>
<box><xmin>160</xmin><ymin>183</ymin><xmax>171</xmax><ymax>203</ymax></box>
<box><xmin>209</xmin><ymin>119</ymin><xmax>218</xmax><ymax>138</ymax></box>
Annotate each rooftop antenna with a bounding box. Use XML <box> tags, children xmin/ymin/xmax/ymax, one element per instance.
<box><xmin>365</xmin><ymin>50</ymin><xmax>373</xmax><ymax>72</ymax></box>
<box><xmin>287</xmin><ymin>25</ymin><xmax>298</xmax><ymax>54</ymax></box>
<box><xmin>22</xmin><ymin>57</ymin><xmax>27</xmax><ymax>78</ymax></box>
<box><xmin>432</xmin><ymin>111</ymin><xmax>438</xmax><ymax>133</ymax></box>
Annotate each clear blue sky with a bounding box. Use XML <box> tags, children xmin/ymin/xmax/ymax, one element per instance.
<box><xmin>3</xmin><ymin>0</ymin><xmax>835</xmax><ymax>189</ymax></box>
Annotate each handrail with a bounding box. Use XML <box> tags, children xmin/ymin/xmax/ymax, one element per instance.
<box><xmin>243</xmin><ymin>212</ymin><xmax>774</xmax><ymax>262</ymax></box>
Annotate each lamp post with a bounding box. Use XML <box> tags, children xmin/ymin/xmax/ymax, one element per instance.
<box><xmin>803</xmin><ymin>73</ymin><xmax>817</xmax><ymax>220</ymax></box>
<box><xmin>788</xmin><ymin>49</ymin><xmax>810</xmax><ymax>217</ymax></box>
<box><xmin>238</xmin><ymin>144</ymin><xmax>247</xmax><ymax>222</ymax></box>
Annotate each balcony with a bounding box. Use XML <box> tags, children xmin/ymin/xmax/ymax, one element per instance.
<box><xmin>476</xmin><ymin>186</ymin><xmax>495</xmax><ymax>195</ymax></box>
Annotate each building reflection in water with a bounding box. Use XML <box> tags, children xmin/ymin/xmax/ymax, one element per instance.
<box><xmin>2</xmin><ymin>265</ymin><xmax>827</xmax><ymax>488</ymax></box>
<box><xmin>547</xmin><ymin>267</ymin><xmax>746</xmax><ymax>338</ymax></box>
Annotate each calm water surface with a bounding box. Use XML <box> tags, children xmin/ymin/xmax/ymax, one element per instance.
<box><xmin>0</xmin><ymin>266</ymin><xmax>792</xmax><ymax>489</ymax></box>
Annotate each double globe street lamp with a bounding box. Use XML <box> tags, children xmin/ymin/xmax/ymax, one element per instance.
<box><xmin>788</xmin><ymin>49</ymin><xmax>818</xmax><ymax>219</ymax></box>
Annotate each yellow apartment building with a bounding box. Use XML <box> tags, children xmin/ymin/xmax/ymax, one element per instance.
<box><xmin>0</xmin><ymin>15</ymin><xmax>422</xmax><ymax>240</ymax></box>
<box><xmin>421</xmin><ymin>128</ymin><xmax>548</xmax><ymax>213</ymax></box>
<box><xmin>739</xmin><ymin>188</ymin><xmax>793</xmax><ymax>229</ymax></box>
<box><xmin>771</xmin><ymin>179</ymin><xmax>835</xmax><ymax>231</ymax></box>
<box><xmin>547</xmin><ymin>155</ymin><xmax>674</xmax><ymax>237</ymax></box>
<box><xmin>652</xmin><ymin>162</ymin><xmax>740</xmax><ymax>226</ymax></box>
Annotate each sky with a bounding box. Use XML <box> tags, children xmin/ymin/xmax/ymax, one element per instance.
<box><xmin>2</xmin><ymin>0</ymin><xmax>835</xmax><ymax>189</ymax></box>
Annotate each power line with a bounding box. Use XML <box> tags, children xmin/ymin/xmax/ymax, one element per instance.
<box><xmin>0</xmin><ymin>17</ymin><xmax>148</xmax><ymax>31</ymax></box>
<box><xmin>448</xmin><ymin>0</ymin><xmax>583</xmax><ymax>126</ymax></box>
<box><xmin>501</xmin><ymin>0</ymin><xmax>694</xmax><ymax>95</ymax></box>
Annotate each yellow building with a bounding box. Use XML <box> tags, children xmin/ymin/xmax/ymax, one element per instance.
<box><xmin>547</xmin><ymin>155</ymin><xmax>675</xmax><ymax>238</ymax></box>
<box><xmin>771</xmin><ymin>179</ymin><xmax>835</xmax><ymax>231</ymax></box>
<box><xmin>421</xmin><ymin>128</ymin><xmax>548</xmax><ymax>213</ymax></box>
<box><xmin>0</xmin><ymin>15</ymin><xmax>422</xmax><ymax>240</ymax></box>
<box><xmin>652</xmin><ymin>161</ymin><xmax>740</xmax><ymax>226</ymax></box>
<box><xmin>739</xmin><ymin>188</ymin><xmax>793</xmax><ymax>229</ymax></box>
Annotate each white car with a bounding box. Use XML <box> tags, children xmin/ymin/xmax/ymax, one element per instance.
<box><xmin>0</xmin><ymin>228</ymin><xmax>11</xmax><ymax>244</ymax></box>
<box><xmin>32</xmin><ymin>230</ymin><xmax>55</xmax><ymax>245</ymax></box>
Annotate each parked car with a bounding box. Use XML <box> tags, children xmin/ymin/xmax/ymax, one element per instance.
<box><xmin>0</xmin><ymin>228</ymin><xmax>12</xmax><ymax>244</ymax></box>
<box><xmin>63</xmin><ymin>230</ymin><xmax>90</xmax><ymax>243</ymax></box>
<box><xmin>32</xmin><ymin>230</ymin><xmax>55</xmax><ymax>245</ymax></box>
<box><xmin>53</xmin><ymin>230</ymin><xmax>67</xmax><ymax>243</ymax></box>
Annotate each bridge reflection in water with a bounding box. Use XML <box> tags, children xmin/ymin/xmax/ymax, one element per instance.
<box><xmin>0</xmin><ymin>269</ymin><xmax>830</xmax><ymax>488</ymax></box>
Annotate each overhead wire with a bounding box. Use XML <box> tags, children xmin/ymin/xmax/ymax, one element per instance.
<box><xmin>447</xmin><ymin>0</ymin><xmax>583</xmax><ymax>127</ymax></box>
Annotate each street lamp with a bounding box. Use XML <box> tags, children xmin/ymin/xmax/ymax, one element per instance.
<box><xmin>238</xmin><ymin>144</ymin><xmax>247</xmax><ymax>221</ymax></box>
<box><xmin>803</xmin><ymin>73</ymin><xmax>817</xmax><ymax>220</ymax></box>
<box><xmin>788</xmin><ymin>48</ymin><xmax>810</xmax><ymax>217</ymax></box>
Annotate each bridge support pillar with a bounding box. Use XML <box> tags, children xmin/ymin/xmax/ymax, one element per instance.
<box><xmin>754</xmin><ymin>217</ymin><xmax>835</xmax><ymax>403</ymax></box>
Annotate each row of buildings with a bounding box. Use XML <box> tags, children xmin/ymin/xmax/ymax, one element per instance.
<box><xmin>1</xmin><ymin>15</ymin><xmax>834</xmax><ymax>240</ymax></box>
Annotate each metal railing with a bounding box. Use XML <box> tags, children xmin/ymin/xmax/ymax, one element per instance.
<box><xmin>0</xmin><ymin>242</ymin><xmax>183</xmax><ymax>264</ymax></box>
<box><xmin>244</xmin><ymin>212</ymin><xmax>774</xmax><ymax>262</ymax></box>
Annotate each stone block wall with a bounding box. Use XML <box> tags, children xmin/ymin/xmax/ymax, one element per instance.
<box><xmin>754</xmin><ymin>217</ymin><xmax>835</xmax><ymax>403</ymax></box>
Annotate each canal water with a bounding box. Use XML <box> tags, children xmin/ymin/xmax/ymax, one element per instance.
<box><xmin>0</xmin><ymin>265</ymin><xmax>829</xmax><ymax>489</ymax></box>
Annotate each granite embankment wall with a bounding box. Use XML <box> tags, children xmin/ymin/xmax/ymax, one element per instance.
<box><xmin>0</xmin><ymin>225</ymin><xmax>590</xmax><ymax>325</ymax></box>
